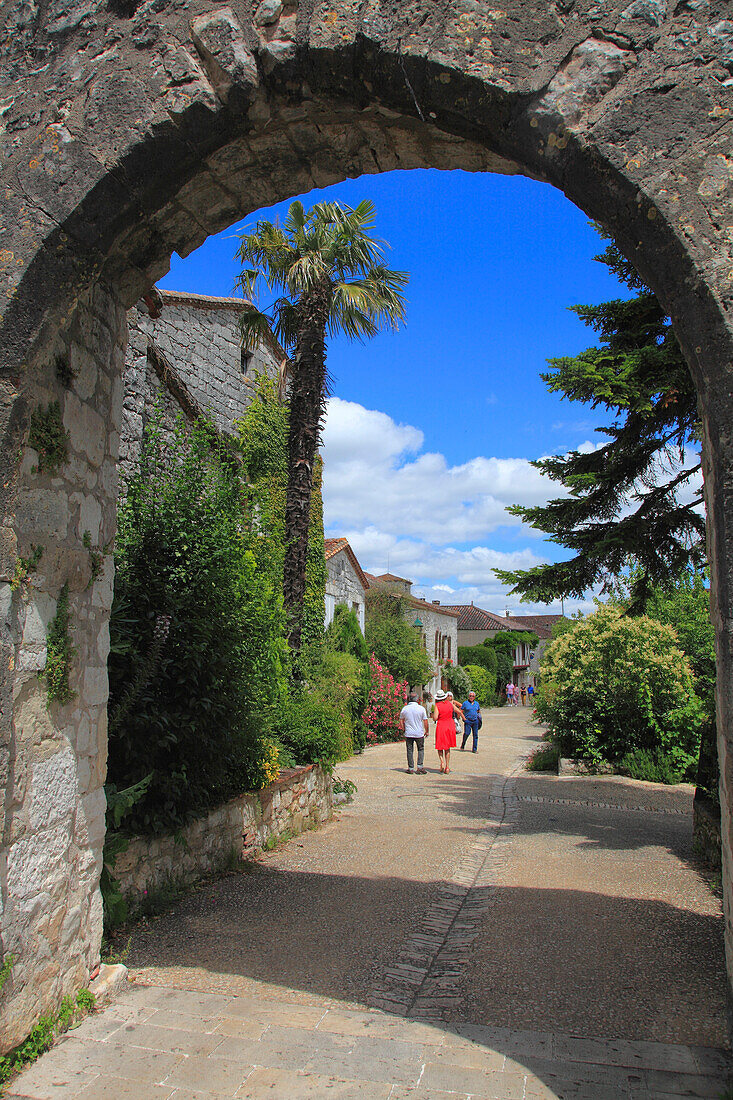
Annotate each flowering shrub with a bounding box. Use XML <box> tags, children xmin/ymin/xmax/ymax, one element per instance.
<box><xmin>362</xmin><ymin>654</ymin><xmax>409</xmax><ymax>744</ymax></box>
<box><xmin>536</xmin><ymin>605</ymin><xmax>703</xmax><ymax>779</ymax></box>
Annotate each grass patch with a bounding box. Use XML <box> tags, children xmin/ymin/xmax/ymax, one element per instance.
<box><xmin>526</xmin><ymin>743</ymin><xmax>560</xmax><ymax>773</ymax></box>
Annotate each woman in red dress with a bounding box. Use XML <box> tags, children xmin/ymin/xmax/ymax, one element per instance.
<box><xmin>432</xmin><ymin>690</ymin><xmax>464</xmax><ymax>774</ymax></box>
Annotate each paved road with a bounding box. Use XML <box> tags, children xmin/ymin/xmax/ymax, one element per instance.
<box><xmin>8</xmin><ymin>708</ymin><xmax>730</xmax><ymax>1098</ymax></box>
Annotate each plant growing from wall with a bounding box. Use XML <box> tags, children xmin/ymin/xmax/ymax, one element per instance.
<box><xmin>11</xmin><ymin>545</ymin><xmax>42</xmax><ymax>592</ymax></box>
<box><xmin>0</xmin><ymin>987</ymin><xmax>96</xmax><ymax>1088</ymax></box>
<box><xmin>28</xmin><ymin>401</ymin><xmax>69</xmax><ymax>474</ymax></box>
<box><xmin>83</xmin><ymin>531</ymin><xmax>104</xmax><ymax>589</ymax></box>
<box><xmin>42</xmin><ymin>583</ymin><xmax>75</xmax><ymax>706</ymax></box>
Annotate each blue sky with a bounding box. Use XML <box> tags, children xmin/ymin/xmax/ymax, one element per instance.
<box><xmin>159</xmin><ymin>168</ymin><xmax>633</xmax><ymax>614</ymax></box>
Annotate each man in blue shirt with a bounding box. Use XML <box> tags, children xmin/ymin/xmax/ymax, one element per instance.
<box><xmin>460</xmin><ymin>691</ymin><xmax>482</xmax><ymax>753</ymax></box>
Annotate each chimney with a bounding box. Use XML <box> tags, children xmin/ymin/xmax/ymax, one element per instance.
<box><xmin>432</xmin><ymin>599</ymin><xmax>440</xmax><ymax>605</ymax></box>
<box><xmin>505</xmin><ymin>609</ymin><xmax>510</xmax><ymax>617</ymax></box>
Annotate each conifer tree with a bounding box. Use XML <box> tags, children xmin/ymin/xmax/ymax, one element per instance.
<box><xmin>494</xmin><ymin>240</ymin><xmax>705</xmax><ymax>611</ymax></box>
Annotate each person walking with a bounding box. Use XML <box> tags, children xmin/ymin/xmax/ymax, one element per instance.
<box><xmin>527</xmin><ymin>682</ymin><xmax>535</xmax><ymax>706</ymax></box>
<box><xmin>399</xmin><ymin>691</ymin><xmax>429</xmax><ymax>774</ymax></box>
<box><xmin>460</xmin><ymin>690</ymin><xmax>482</xmax><ymax>752</ymax></box>
<box><xmin>506</xmin><ymin>682</ymin><xmax>515</xmax><ymax>707</ymax></box>
<box><xmin>520</xmin><ymin>683</ymin><xmax>527</xmax><ymax>706</ymax></box>
<box><xmin>432</xmin><ymin>690</ymin><xmax>463</xmax><ymax>774</ymax></box>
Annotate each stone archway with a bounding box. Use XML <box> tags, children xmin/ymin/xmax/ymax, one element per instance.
<box><xmin>0</xmin><ymin>0</ymin><xmax>731</xmax><ymax>1047</ymax></box>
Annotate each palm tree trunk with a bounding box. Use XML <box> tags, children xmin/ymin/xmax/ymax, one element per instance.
<box><xmin>283</xmin><ymin>279</ymin><xmax>332</xmax><ymax>652</ymax></box>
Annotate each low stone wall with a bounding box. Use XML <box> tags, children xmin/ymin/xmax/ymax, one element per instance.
<box><xmin>114</xmin><ymin>764</ymin><xmax>332</xmax><ymax>903</ymax></box>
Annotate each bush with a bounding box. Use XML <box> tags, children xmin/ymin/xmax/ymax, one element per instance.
<box><xmin>362</xmin><ymin>654</ymin><xmax>409</xmax><ymax>743</ymax></box>
<box><xmin>324</xmin><ymin>604</ymin><xmax>368</xmax><ymax>661</ymax></box>
<box><xmin>536</xmin><ymin>605</ymin><xmax>702</xmax><ymax>777</ymax></box>
<box><xmin>273</xmin><ymin>690</ymin><xmax>341</xmax><ymax>765</ymax></box>
<box><xmin>365</xmin><ymin>590</ymin><xmax>433</xmax><ymax>686</ymax></box>
<box><xmin>526</xmin><ymin>743</ymin><xmax>560</xmax><ymax>772</ymax></box>
<box><xmin>463</xmin><ymin>665</ymin><xmax>492</xmax><ymax>704</ymax></box>
<box><xmin>310</xmin><ymin>650</ymin><xmax>369</xmax><ymax>758</ymax></box>
<box><xmin>618</xmin><ymin>748</ymin><xmax>690</xmax><ymax>785</ymax></box>
<box><xmin>108</xmin><ymin>416</ymin><xmax>288</xmax><ymax>835</ymax></box>
<box><xmin>458</xmin><ymin>645</ymin><xmax>497</xmax><ymax>682</ymax></box>
<box><xmin>443</xmin><ymin>662</ymin><xmax>472</xmax><ymax>701</ymax></box>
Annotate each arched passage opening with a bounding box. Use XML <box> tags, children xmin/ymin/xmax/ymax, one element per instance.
<box><xmin>0</xmin><ymin>1</ymin><xmax>731</xmax><ymax>1048</ymax></box>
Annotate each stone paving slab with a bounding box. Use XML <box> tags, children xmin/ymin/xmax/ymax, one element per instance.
<box><xmin>5</xmin><ymin>982</ymin><xmax>730</xmax><ymax>1099</ymax></box>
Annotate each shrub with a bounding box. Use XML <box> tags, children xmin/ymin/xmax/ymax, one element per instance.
<box><xmin>108</xmin><ymin>416</ymin><xmax>288</xmax><ymax>835</ymax></box>
<box><xmin>618</xmin><ymin>748</ymin><xmax>690</xmax><ymax>785</ymax></box>
<box><xmin>526</xmin><ymin>743</ymin><xmax>560</xmax><ymax>772</ymax></box>
<box><xmin>536</xmin><ymin>605</ymin><xmax>702</xmax><ymax>777</ymax></box>
<box><xmin>365</xmin><ymin>590</ymin><xmax>432</xmax><ymax>686</ymax></box>
<box><xmin>458</xmin><ymin>645</ymin><xmax>497</xmax><ymax>681</ymax></box>
<box><xmin>273</xmin><ymin>690</ymin><xmax>340</xmax><ymax>764</ymax></box>
<box><xmin>362</xmin><ymin>654</ymin><xmax>409</xmax><ymax>743</ymax></box>
<box><xmin>324</xmin><ymin>604</ymin><xmax>368</xmax><ymax>661</ymax></box>
<box><xmin>310</xmin><ymin>650</ymin><xmax>369</xmax><ymax>759</ymax></box>
<box><xmin>443</xmin><ymin>662</ymin><xmax>472</xmax><ymax>701</ymax></box>
<box><xmin>463</xmin><ymin>664</ymin><xmax>492</xmax><ymax>704</ymax></box>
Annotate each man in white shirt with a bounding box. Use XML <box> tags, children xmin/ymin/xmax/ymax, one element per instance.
<box><xmin>399</xmin><ymin>692</ymin><xmax>429</xmax><ymax>774</ymax></box>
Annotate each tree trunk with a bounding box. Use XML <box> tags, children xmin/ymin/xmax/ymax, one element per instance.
<box><xmin>283</xmin><ymin>279</ymin><xmax>332</xmax><ymax>652</ymax></box>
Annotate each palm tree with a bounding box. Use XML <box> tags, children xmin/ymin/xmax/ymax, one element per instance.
<box><xmin>235</xmin><ymin>199</ymin><xmax>408</xmax><ymax>651</ymax></box>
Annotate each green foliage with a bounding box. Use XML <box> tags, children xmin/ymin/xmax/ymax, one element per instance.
<box><xmin>101</xmin><ymin>774</ymin><xmax>152</xmax><ymax>929</ymax></box>
<box><xmin>480</xmin><ymin>631</ymin><xmax>537</xmax><ymax>694</ymax></box>
<box><xmin>234</xmin><ymin>374</ymin><xmax>326</xmax><ymax>674</ymax></box>
<box><xmin>28</xmin><ymin>401</ymin><xmax>69</xmax><ymax>474</ymax></box>
<box><xmin>0</xmin><ymin>986</ymin><xmax>95</xmax><ymax>1088</ymax></box>
<box><xmin>43</xmin><ymin>583</ymin><xmax>76</xmax><ymax>706</ymax></box>
<box><xmin>83</xmin><ymin>530</ymin><xmax>104</xmax><ymax>588</ymax></box>
<box><xmin>443</xmin><ymin>663</ymin><xmax>472</xmax><ymax>700</ymax></box>
<box><xmin>0</xmin><ymin>953</ymin><xmax>15</xmax><ymax>995</ymax></box>
<box><xmin>11</xmin><ymin>545</ymin><xmax>42</xmax><ymax>593</ymax></box>
<box><xmin>526</xmin><ymin>743</ymin><xmax>560</xmax><ymax>772</ymax></box>
<box><xmin>463</xmin><ymin>665</ymin><xmax>492</xmax><ymax>704</ymax></box>
<box><xmin>333</xmin><ymin>777</ymin><xmax>357</xmax><ymax>802</ymax></box>
<box><xmin>108</xmin><ymin>415</ymin><xmax>288</xmax><ymax>836</ymax></box>
<box><xmin>309</xmin><ymin>650</ymin><xmax>369</xmax><ymax>759</ymax></box>
<box><xmin>273</xmin><ymin>689</ymin><xmax>341</xmax><ymax>766</ymax></box>
<box><xmin>458</xmin><ymin>645</ymin><xmax>497</xmax><ymax>680</ymax></box>
<box><xmin>536</xmin><ymin>605</ymin><xmax>702</xmax><ymax>777</ymax></box>
<box><xmin>495</xmin><ymin>237</ymin><xmax>704</xmax><ymax>607</ymax></box>
<box><xmin>365</xmin><ymin>590</ymin><xmax>433</xmax><ymax>685</ymax></box>
<box><xmin>618</xmin><ymin>747</ymin><xmax>690</xmax><ymax>785</ymax></box>
<box><xmin>324</xmin><ymin>604</ymin><xmax>369</xmax><ymax>660</ymax></box>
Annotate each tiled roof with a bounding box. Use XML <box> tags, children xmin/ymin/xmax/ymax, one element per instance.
<box><xmin>376</xmin><ymin>572</ymin><xmax>413</xmax><ymax>584</ymax></box>
<box><xmin>443</xmin><ymin>606</ymin><xmax>564</xmax><ymax>639</ymax></box>
<box><xmin>506</xmin><ymin>613</ymin><xmax>564</xmax><ymax>639</ymax></box>
<box><xmin>442</xmin><ymin>605</ymin><xmax>513</xmax><ymax>632</ymax></box>
<box><xmin>404</xmin><ymin>595</ymin><xmax>460</xmax><ymax>619</ymax></box>
<box><xmin>323</xmin><ymin>538</ymin><xmax>370</xmax><ymax>591</ymax></box>
<box><xmin>324</xmin><ymin>538</ymin><xmax>348</xmax><ymax>560</ymax></box>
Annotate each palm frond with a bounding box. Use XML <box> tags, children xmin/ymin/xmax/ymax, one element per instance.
<box><xmin>238</xmin><ymin>306</ymin><xmax>274</xmax><ymax>349</ymax></box>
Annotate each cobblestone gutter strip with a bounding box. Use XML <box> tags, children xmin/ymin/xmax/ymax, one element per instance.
<box><xmin>370</xmin><ymin>761</ymin><xmax>525</xmax><ymax>1021</ymax></box>
<box><xmin>518</xmin><ymin>794</ymin><xmax>690</xmax><ymax>816</ymax></box>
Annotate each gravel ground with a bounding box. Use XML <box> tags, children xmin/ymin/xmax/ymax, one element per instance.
<box><xmin>127</xmin><ymin>709</ymin><xmax>727</xmax><ymax>1048</ymax></box>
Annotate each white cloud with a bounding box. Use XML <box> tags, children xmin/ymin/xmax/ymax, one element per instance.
<box><xmin>321</xmin><ymin>397</ymin><xmax>556</xmax><ymax>545</ymax></box>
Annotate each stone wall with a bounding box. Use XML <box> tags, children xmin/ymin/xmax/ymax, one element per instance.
<box><xmin>121</xmin><ymin>291</ymin><xmax>284</xmax><ymax>482</ymax></box>
<box><xmin>114</xmin><ymin>764</ymin><xmax>332</xmax><ymax>905</ymax></box>
<box><xmin>0</xmin><ymin>284</ymin><xmax>123</xmax><ymax>1051</ymax></box>
<box><xmin>325</xmin><ymin>548</ymin><xmax>367</xmax><ymax>634</ymax></box>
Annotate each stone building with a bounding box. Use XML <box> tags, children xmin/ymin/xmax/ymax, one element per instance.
<box><xmin>324</xmin><ymin>538</ymin><xmax>369</xmax><ymax>635</ymax></box>
<box><xmin>121</xmin><ymin>288</ymin><xmax>286</xmax><ymax>480</ymax></box>
<box><xmin>366</xmin><ymin>574</ymin><xmax>459</xmax><ymax>699</ymax></box>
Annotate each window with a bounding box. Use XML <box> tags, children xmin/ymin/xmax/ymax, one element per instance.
<box><xmin>448</xmin><ymin>637</ymin><xmax>451</xmax><ymax>660</ymax></box>
<box><xmin>241</xmin><ymin>346</ymin><xmax>252</xmax><ymax>375</ymax></box>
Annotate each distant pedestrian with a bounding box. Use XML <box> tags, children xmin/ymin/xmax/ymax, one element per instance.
<box><xmin>460</xmin><ymin>690</ymin><xmax>482</xmax><ymax>752</ymax></box>
<box><xmin>527</xmin><ymin>683</ymin><xmax>535</xmax><ymax>705</ymax></box>
<box><xmin>506</xmin><ymin>682</ymin><xmax>515</xmax><ymax>706</ymax></box>
<box><xmin>520</xmin><ymin>684</ymin><xmax>527</xmax><ymax>706</ymax></box>
<box><xmin>399</xmin><ymin>692</ymin><xmax>429</xmax><ymax>774</ymax></box>
<box><xmin>432</xmin><ymin>690</ymin><xmax>463</xmax><ymax>774</ymax></box>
